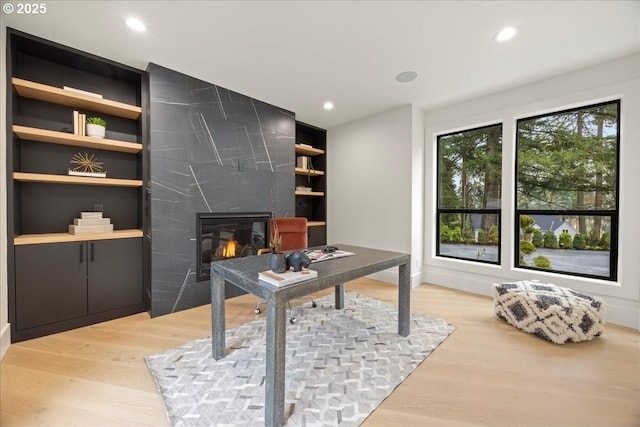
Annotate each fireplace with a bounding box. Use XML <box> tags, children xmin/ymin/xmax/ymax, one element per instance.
<box><xmin>197</xmin><ymin>212</ymin><xmax>271</xmax><ymax>281</ymax></box>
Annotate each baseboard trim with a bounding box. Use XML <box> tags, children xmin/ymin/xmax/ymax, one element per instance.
<box><xmin>0</xmin><ymin>323</ymin><xmax>10</xmax><ymax>360</ymax></box>
<box><xmin>366</xmin><ymin>269</ymin><xmax>422</xmax><ymax>288</ymax></box>
<box><xmin>422</xmin><ymin>266</ymin><xmax>640</xmax><ymax>330</ymax></box>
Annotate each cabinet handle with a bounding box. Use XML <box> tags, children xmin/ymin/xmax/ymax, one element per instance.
<box><xmin>79</xmin><ymin>242</ymin><xmax>84</xmax><ymax>263</ymax></box>
<box><xmin>91</xmin><ymin>242</ymin><xmax>95</xmax><ymax>262</ymax></box>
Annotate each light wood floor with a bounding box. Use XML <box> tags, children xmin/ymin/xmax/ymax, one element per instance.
<box><xmin>1</xmin><ymin>279</ymin><xmax>639</xmax><ymax>427</ymax></box>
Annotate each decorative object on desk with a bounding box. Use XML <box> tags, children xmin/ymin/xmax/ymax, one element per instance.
<box><xmin>269</xmin><ymin>220</ymin><xmax>282</xmax><ymax>253</ymax></box>
<box><xmin>268</xmin><ymin>220</ymin><xmax>287</xmax><ymax>273</ymax></box>
<box><xmin>85</xmin><ymin>116</ymin><xmax>106</xmax><ymax>138</ymax></box>
<box><xmin>145</xmin><ymin>291</ymin><xmax>456</xmax><ymax>427</ymax></box>
<box><xmin>68</xmin><ymin>211</ymin><xmax>113</xmax><ymax>234</ymax></box>
<box><xmin>68</xmin><ymin>152</ymin><xmax>107</xmax><ymax>177</ymax></box>
<box><xmin>285</xmin><ymin>250</ymin><xmax>311</xmax><ymax>272</ymax></box>
<box><xmin>258</xmin><ymin>267</ymin><xmax>317</xmax><ymax>286</ymax></box>
<box><xmin>269</xmin><ymin>253</ymin><xmax>287</xmax><ymax>274</ymax></box>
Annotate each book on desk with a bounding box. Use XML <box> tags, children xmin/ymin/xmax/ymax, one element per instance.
<box><xmin>303</xmin><ymin>249</ymin><xmax>354</xmax><ymax>263</ymax></box>
<box><xmin>258</xmin><ymin>268</ymin><xmax>318</xmax><ymax>286</ymax></box>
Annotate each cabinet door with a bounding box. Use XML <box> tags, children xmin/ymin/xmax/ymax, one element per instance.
<box><xmin>88</xmin><ymin>238</ymin><xmax>142</xmax><ymax>314</ymax></box>
<box><xmin>15</xmin><ymin>242</ymin><xmax>88</xmax><ymax>330</ymax></box>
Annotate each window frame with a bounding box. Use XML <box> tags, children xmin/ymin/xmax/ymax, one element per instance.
<box><xmin>436</xmin><ymin>123</ymin><xmax>503</xmax><ymax>265</ymax></box>
<box><xmin>514</xmin><ymin>100</ymin><xmax>621</xmax><ymax>281</ymax></box>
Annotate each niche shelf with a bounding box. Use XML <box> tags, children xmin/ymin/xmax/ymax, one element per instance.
<box><xmin>12</xmin><ymin>77</ymin><xmax>142</xmax><ymax>120</ymax></box>
<box><xmin>13</xmin><ymin>125</ymin><xmax>142</xmax><ymax>153</ymax></box>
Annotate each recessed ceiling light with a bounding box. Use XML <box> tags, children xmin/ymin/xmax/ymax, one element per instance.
<box><xmin>395</xmin><ymin>71</ymin><xmax>418</xmax><ymax>83</ymax></box>
<box><xmin>323</xmin><ymin>101</ymin><xmax>334</xmax><ymax>110</ymax></box>
<box><xmin>495</xmin><ymin>26</ymin><xmax>517</xmax><ymax>42</ymax></box>
<box><xmin>126</xmin><ymin>17</ymin><xmax>146</xmax><ymax>32</ymax></box>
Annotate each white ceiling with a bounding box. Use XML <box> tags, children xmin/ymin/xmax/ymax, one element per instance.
<box><xmin>3</xmin><ymin>1</ymin><xmax>639</xmax><ymax>129</ymax></box>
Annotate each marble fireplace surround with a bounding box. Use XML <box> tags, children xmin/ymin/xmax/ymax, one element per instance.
<box><xmin>147</xmin><ymin>63</ymin><xmax>295</xmax><ymax>317</ymax></box>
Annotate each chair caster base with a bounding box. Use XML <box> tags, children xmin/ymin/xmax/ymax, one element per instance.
<box><xmin>254</xmin><ymin>308</ymin><xmax>261</xmax><ymax>314</ymax></box>
<box><xmin>289</xmin><ymin>317</ymin><xmax>297</xmax><ymax>324</ymax></box>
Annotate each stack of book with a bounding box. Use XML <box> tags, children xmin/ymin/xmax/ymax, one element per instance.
<box><xmin>73</xmin><ymin>110</ymin><xmax>86</xmax><ymax>136</ymax></box>
<box><xmin>68</xmin><ymin>211</ymin><xmax>113</xmax><ymax>234</ymax></box>
<box><xmin>296</xmin><ymin>156</ymin><xmax>314</xmax><ymax>170</ymax></box>
<box><xmin>258</xmin><ymin>268</ymin><xmax>318</xmax><ymax>286</ymax></box>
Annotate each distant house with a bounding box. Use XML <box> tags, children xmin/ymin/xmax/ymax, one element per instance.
<box><xmin>530</xmin><ymin>215</ymin><xmax>578</xmax><ymax>239</ymax></box>
<box><xmin>470</xmin><ymin>214</ymin><xmax>482</xmax><ymax>241</ymax></box>
<box><xmin>469</xmin><ymin>214</ymin><xmax>496</xmax><ymax>242</ymax></box>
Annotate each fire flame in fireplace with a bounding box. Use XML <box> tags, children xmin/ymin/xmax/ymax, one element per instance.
<box><xmin>222</xmin><ymin>239</ymin><xmax>237</xmax><ymax>258</ymax></box>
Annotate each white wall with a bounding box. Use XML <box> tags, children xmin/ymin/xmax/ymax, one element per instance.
<box><xmin>423</xmin><ymin>53</ymin><xmax>640</xmax><ymax>330</ymax></box>
<box><xmin>327</xmin><ymin>105</ymin><xmax>423</xmax><ymax>286</ymax></box>
<box><xmin>1</xmin><ymin>23</ymin><xmax>10</xmax><ymax>358</ymax></box>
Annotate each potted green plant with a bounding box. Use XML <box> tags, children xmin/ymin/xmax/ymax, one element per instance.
<box><xmin>86</xmin><ymin>116</ymin><xmax>106</xmax><ymax>139</ymax></box>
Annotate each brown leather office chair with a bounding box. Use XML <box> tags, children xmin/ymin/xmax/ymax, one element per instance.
<box><xmin>256</xmin><ymin>217</ymin><xmax>315</xmax><ymax>322</ymax></box>
<box><xmin>272</xmin><ymin>217</ymin><xmax>308</xmax><ymax>251</ymax></box>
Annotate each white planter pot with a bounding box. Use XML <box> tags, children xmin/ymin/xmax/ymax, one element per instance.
<box><xmin>86</xmin><ymin>123</ymin><xmax>106</xmax><ymax>139</ymax></box>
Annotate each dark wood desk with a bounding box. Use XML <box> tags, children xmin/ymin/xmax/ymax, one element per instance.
<box><xmin>210</xmin><ymin>244</ymin><xmax>411</xmax><ymax>427</ymax></box>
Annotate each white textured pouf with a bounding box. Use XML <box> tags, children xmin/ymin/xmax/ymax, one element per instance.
<box><xmin>493</xmin><ymin>280</ymin><xmax>605</xmax><ymax>344</ymax></box>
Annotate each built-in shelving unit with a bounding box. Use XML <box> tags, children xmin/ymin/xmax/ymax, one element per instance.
<box><xmin>7</xmin><ymin>29</ymin><xmax>146</xmax><ymax>342</ymax></box>
<box><xmin>295</xmin><ymin>122</ymin><xmax>327</xmax><ymax>246</ymax></box>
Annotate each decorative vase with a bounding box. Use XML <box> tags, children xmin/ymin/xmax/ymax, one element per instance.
<box><xmin>86</xmin><ymin>123</ymin><xmax>106</xmax><ymax>139</ymax></box>
<box><xmin>270</xmin><ymin>253</ymin><xmax>287</xmax><ymax>273</ymax></box>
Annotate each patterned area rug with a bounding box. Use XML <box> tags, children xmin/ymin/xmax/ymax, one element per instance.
<box><xmin>146</xmin><ymin>291</ymin><xmax>455</xmax><ymax>427</ymax></box>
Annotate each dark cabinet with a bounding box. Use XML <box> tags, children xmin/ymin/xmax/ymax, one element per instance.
<box><xmin>15</xmin><ymin>238</ymin><xmax>142</xmax><ymax>332</ymax></box>
<box><xmin>88</xmin><ymin>238</ymin><xmax>142</xmax><ymax>314</ymax></box>
<box><xmin>15</xmin><ymin>242</ymin><xmax>88</xmax><ymax>330</ymax></box>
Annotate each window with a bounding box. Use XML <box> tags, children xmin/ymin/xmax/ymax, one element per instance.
<box><xmin>515</xmin><ymin>100</ymin><xmax>619</xmax><ymax>280</ymax></box>
<box><xmin>437</xmin><ymin>124</ymin><xmax>502</xmax><ymax>263</ymax></box>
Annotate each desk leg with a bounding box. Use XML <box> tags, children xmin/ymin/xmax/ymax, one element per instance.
<box><xmin>265</xmin><ymin>297</ymin><xmax>286</xmax><ymax>427</ymax></box>
<box><xmin>398</xmin><ymin>261</ymin><xmax>410</xmax><ymax>337</ymax></box>
<box><xmin>211</xmin><ymin>273</ymin><xmax>226</xmax><ymax>360</ymax></box>
<box><xmin>334</xmin><ymin>283</ymin><xmax>344</xmax><ymax>309</ymax></box>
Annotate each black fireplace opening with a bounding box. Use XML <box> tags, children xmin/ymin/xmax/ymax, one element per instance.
<box><xmin>197</xmin><ymin>212</ymin><xmax>271</xmax><ymax>281</ymax></box>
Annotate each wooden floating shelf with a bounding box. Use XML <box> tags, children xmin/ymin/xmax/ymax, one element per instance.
<box><xmin>12</xmin><ymin>78</ymin><xmax>142</xmax><ymax>120</ymax></box>
<box><xmin>295</xmin><ymin>144</ymin><xmax>324</xmax><ymax>156</ymax></box>
<box><xmin>307</xmin><ymin>221</ymin><xmax>326</xmax><ymax>227</ymax></box>
<box><xmin>294</xmin><ymin>167</ymin><xmax>325</xmax><ymax>176</ymax></box>
<box><xmin>14</xmin><ymin>172</ymin><xmax>142</xmax><ymax>187</ymax></box>
<box><xmin>14</xmin><ymin>229</ymin><xmax>143</xmax><ymax>245</ymax></box>
<box><xmin>295</xmin><ymin>190</ymin><xmax>325</xmax><ymax>196</ymax></box>
<box><xmin>13</xmin><ymin>125</ymin><xmax>142</xmax><ymax>153</ymax></box>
